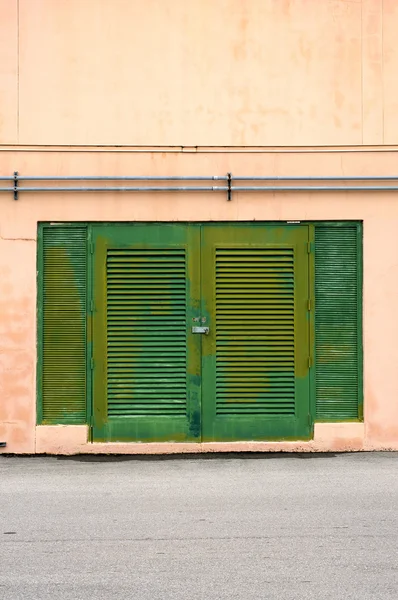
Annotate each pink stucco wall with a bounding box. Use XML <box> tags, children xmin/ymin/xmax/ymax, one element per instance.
<box><xmin>0</xmin><ymin>0</ymin><xmax>396</xmax><ymax>146</ymax></box>
<box><xmin>0</xmin><ymin>1</ymin><xmax>397</xmax><ymax>453</ymax></box>
<box><xmin>0</xmin><ymin>147</ymin><xmax>398</xmax><ymax>453</ymax></box>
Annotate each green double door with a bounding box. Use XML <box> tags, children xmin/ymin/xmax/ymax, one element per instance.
<box><xmin>92</xmin><ymin>223</ymin><xmax>312</xmax><ymax>442</ymax></box>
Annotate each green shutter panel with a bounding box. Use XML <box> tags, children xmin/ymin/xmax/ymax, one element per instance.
<box><xmin>215</xmin><ymin>248</ymin><xmax>296</xmax><ymax>416</ymax></box>
<box><xmin>315</xmin><ymin>225</ymin><xmax>362</xmax><ymax>420</ymax></box>
<box><xmin>40</xmin><ymin>226</ymin><xmax>87</xmax><ymax>423</ymax></box>
<box><xmin>106</xmin><ymin>249</ymin><xmax>187</xmax><ymax>417</ymax></box>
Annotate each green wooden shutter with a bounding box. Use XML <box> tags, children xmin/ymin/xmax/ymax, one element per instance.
<box><xmin>106</xmin><ymin>249</ymin><xmax>187</xmax><ymax>418</ymax></box>
<box><xmin>315</xmin><ymin>224</ymin><xmax>362</xmax><ymax>420</ymax></box>
<box><xmin>39</xmin><ymin>225</ymin><xmax>87</xmax><ymax>424</ymax></box>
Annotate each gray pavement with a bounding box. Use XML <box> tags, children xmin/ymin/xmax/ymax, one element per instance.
<box><xmin>0</xmin><ymin>452</ymin><xmax>398</xmax><ymax>599</ymax></box>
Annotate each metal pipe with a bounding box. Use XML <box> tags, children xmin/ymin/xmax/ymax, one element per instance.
<box><xmin>232</xmin><ymin>186</ymin><xmax>398</xmax><ymax>191</ymax></box>
<box><xmin>16</xmin><ymin>175</ymin><xmax>228</xmax><ymax>182</ymax></box>
<box><xmin>12</xmin><ymin>175</ymin><xmax>398</xmax><ymax>182</ymax></box>
<box><xmin>1</xmin><ymin>184</ymin><xmax>398</xmax><ymax>192</ymax></box>
<box><xmin>2</xmin><ymin>173</ymin><xmax>398</xmax><ymax>196</ymax></box>
<box><xmin>6</xmin><ymin>186</ymin><xmax>229</xmax><ymax>192</ymax></box>
<box><xmin>1</xmin><ymin>185</ymin><xmax>397</xmax><ymax>193</ymax></box>
<box><xmin>235</xmin><ymin>175</ymin><xmax>398</xmax><ymax>181</ymax></box>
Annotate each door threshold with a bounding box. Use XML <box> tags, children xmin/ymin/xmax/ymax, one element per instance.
<box><xmin>89</xmin><ymin>441</ymin><xmax>317</xmax><ymax>453</ymax></box>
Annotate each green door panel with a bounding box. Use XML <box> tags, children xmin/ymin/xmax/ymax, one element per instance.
<box><xmin>200</xmin><ymin>224</ymin><xmax>311</xmax><ymax>441</ymax></box>
<box><xmin>92</xmin><ymin>224</ymin><xmax>201</xmax><ymax>442</ymax></box>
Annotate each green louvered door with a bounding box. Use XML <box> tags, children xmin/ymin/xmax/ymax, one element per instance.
<box><xmin>201</xmin><ymin>224</ymin><xmax>311</xmax><ymax>441</ymax></box>
<box><xmin>92</xmin><ymin>224</ymin><xmax>201</xmax><ymax>442</ymax></box>
<box><xmin>92</xmin><ymin>223</ymin><xmax>311</xmax><ymax>442</ymax></box>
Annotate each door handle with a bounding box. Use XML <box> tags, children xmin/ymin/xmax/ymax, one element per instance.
<box><xmin>192</xmin><ymin>326</ymin><xmax>209</xmax><ymax>335</ymax></box>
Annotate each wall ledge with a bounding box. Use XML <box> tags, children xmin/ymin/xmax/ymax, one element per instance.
<box><xmin>30</xmin><ymin>423</ymin><xmax>368</xmax><ymax>455</ymax></box>
<box><xmin>2</xmin><ymin>145</ymin><xmax>398</xmax><ymax>154</ymax></box>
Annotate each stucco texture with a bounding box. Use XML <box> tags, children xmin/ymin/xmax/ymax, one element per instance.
<box><xmin>0</xmin><ymin>0</ymin><xmax>394</xmax><ymax>146</ymax></box>
<box><xmin>0</xmin><ymin>147</ymin><xmax>397</xmax><ymax>453</ymax></box>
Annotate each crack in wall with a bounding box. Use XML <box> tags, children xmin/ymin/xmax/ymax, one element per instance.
<box><xmin>0</xmin><ymin>236</ymin><xmax>35</xmax><ymax>242</ymax></box>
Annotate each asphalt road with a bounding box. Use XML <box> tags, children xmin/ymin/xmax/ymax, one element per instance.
<box><xmin>1</xmin><ymin>452</ymin><xmax>398</xmax><ymax>600</ymax></box>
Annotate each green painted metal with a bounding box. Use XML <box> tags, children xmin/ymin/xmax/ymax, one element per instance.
<box><xmin>86</xmin><ymin>225</ymin><xmax>95</xmax><ymax>441</ymax></box>
<box><xmin>314</xmin><ymin>223</ymin><xmax>363</xmax><ymax>421</ymax></box>
<box><xmin>308</xmin><ymin>225</ymin><xmax>316</xmax><ymax>435</ymax></box>
<box><xmin>91</xmin><ymin>223</ymin><xmax>311</xmax><ymax>442</ymax></box>
<box><xmin>91</xmin><ymin>224</ymin><xmax>201</xmax><ymax>442</ymax></box>
<box><xmin>37</xmin><ymin>220</ymin><xmax>363</xmax><ymax>437</ymax></box>
<box><xmin>201</xmin><ymin>224</ymin><xmax>312</xmax><ymax>441</ymax></box>
<box><xmin>38</xmin><ymin>224</ymin><xmax>87</xmax><ymax>424</ymax></box>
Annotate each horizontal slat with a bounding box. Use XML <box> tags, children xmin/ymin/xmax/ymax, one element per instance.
<box><xmin>107</xmin><ymin>353</ymin><xmax>186</xmax><ymax>359</ymax></box>
<box><xmin>217</xmin><ymin>406</ymin><xmax>295</xmax><ymax>414</ymax></box>
<box><xmin>109</xmin><ymin>368</ymin><xmax>186</xmax><ymax>374</ymax></box>
<box><xmin>107</xmin><ymin>340</ymin><xmax>187</xmax><ymax>347</ymax></box>
<box><xmin>107</xmin><ymin>288</ymin><xmax>186</xmax><ymax>293</ymax></box>
<box><xmin>106</xmin><ymin>318</ymin><xmax>186</xmax><ymax>325</ymax></box>
<box><xmin>106</xmin><ymin>310</ymin><xmax>186</xmax><ymax>316</ymax></box>
<box><xmin>216</xmin><ymin>339</ymin><xmax>294</xmax><ymax>346</ymax></box>
<box><xmin>216</xmin><ymin>299</ymin><xmax>295</xmax><ymax>305</ymax></box>
<box><xmin>107</xmin><ymin>297</ymin><xmax>186</xmax><ymax>303</ymax></box>
<box><xmin>109</xmin><ymin>380</ymin><xmax>186</xmax><ymax>386</ymax></box>
<box><xmin>107</xmin><ymin>250</ymin><xmax>185</xmax><ymax>257</ymax></box>
<box><xmin>216</xmin><ymin>288</ymin><xmax>294</xmax><ymax>295</ymax></box>
<box><xmin>216</xmin><ymin>324</ymin><xmax>294</xmax><ymax>331</ymax></box>
<box><xmin>216</xmin><ymin>350</ymin><xmax>294</xmax><ymax>355</ymax></box>
<box><xmin>108</xmin><ymin>275</ymin><xmax>186</xmax><ymax>281</ymax></box>
<box><xmin>216</xmin><ymin>384</ymin><xmax>295</xmax><ymax>390</ymax></box>
<box><xmin>216</xmin><ymin>336</ymin><xmax>293</xmax><ymax>342</ymax></box>
<box><xmin>217</xmin><ymin>405</ymin><xmax>295</xmax><ymax>409</ymax></box>
<box><xmin>107</xmin><ymin>358</ymin><xmax>186</xmax><ymax>365</ymax></box>
<box><xmin>109</xmin><ymin>384</ymin><xmax>184</xmax><ymax>394</ymax></box>
<box><xmin>216</xmin><ymin>253</ymin><xmax>293</xmax><ymax>259</ymax></box>
<box><xmin>109</xmin><ymin>410</ymin><xmax>186</xmax><ymax>416</ymax></box>
<box><xmin>109</xmin><ymin>394</ymin><xmax>186</xmax><ymax>401</ymax></box>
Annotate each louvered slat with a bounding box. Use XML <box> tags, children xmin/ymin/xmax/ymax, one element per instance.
<box><xmin>315</xmin><ymin>226</ymin><xmax>361</xmax><ymax>420</ymax></box>
<box><xmin>41</xmin><ymin>226</ymin><xmax>87</xmax><ymax>423</ymax></box>
<box><xmin>215</xmin><ymin>248</ymin><xmax>296</xmax><ymax>416</ymax></box>
<box><xmin>106</xmin><ymin>249</ymin><xmax>187</xmax><ymax>417</ymax></box>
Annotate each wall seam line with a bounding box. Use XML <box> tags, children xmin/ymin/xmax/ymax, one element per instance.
<box><xmin>17</xmin><ymin>0</ymin><xmax>19</xmax><ymax>142</ymax></box>
<box><xmin>381</xmin><ymin>0</ymin><xmax>385</xmax><ymax>144</ymax></box>
<box><xmin>361</xmin><ymin>0</ymin><xmax>364</xmax><ymax>145</ymax></box>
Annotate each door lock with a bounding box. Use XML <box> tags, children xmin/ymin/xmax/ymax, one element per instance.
<box><xmin>192</xmin><ymin>326</ymin><xmax>210</xmax><ymax>335</ymax></box>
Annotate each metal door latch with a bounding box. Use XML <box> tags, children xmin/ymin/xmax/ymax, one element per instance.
<box><xmin>192</xmin><ymin>326</ymin><xmax>210</xmax><ymax>335</ymax></box>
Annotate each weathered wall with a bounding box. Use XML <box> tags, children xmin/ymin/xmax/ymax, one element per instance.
<box><xmin>0</xmin><ymin>147</ymin><xmax>398</xmax><ymax>453</ymax></box>
<box><xmin>0</xmin><ymin>0</ymin><xmax>397</xmax><ymax>452</ymax></box>
<box><xmin>0</xmin><ymin>0</ymin><xmax>18</xmax><ymax>143</ymax></box>
<box><xmin>0</xmin><ymin>0</ymin><xmax>395</xmax><ymax>146</ymax></box>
